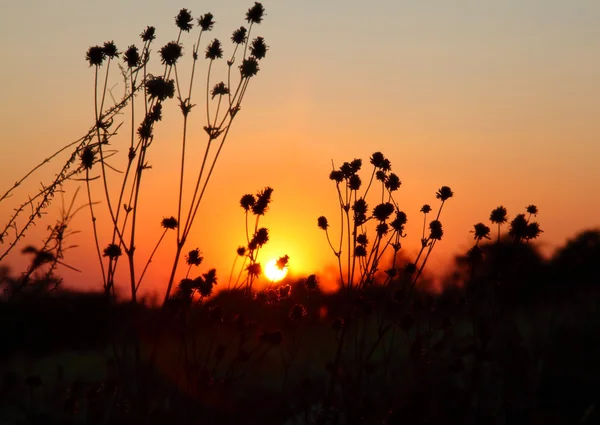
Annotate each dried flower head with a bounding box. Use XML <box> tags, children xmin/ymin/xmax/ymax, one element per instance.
<box><xmin>329</xmin><ymin>170</ymin><xmax>344</xmax><ymax>183</ymax></box>
<box><xmin>289</xmin><ymin>304</ymin><xmax>307</xmax><ymax>321</ymax></box>
<box><xmin>197</xmin><ymin>269</ymin><xmax>217</xmax><ymax>297</ymax></box>
<box><xmin>186</xmin><ymin>248</ymin><xmax>203</xmax><ymax>267</ymax></box>
<box><xmin>103</xmin><ymin>41</ymin><xmax>119</xmax><ymax>58</ymax></box>
<box><xmin>375</xmin><ymin>170</ymin><xmax>387</xmax><ymax>182</ymax></box>
<box><xmin>373</xmin><ymin>202</ymin><xmax>395</xmax><ymax>222</ymax></box>
<box><xmin>436</xmin><ymin>186</ymin><xmax>454</xmax><ymax>201</ymax></box>
<box><xmin>240</xmin><ymin>194</ymin><xmax>255</xmax><ymax>211</ymax></box>
<box><xmin>145</xmin><ymin>75</ymin><xmax>175</xmax><ymax>101</ymax></box>
<box><xmin>236</xmin><ymin>246</ymin><xmax>246</xmax><ymax>256</ymax></box>
<box><xmin>86</xmin><ymin>45</ymin><xmax>106</xmax><ymax>67</ymax></box>
<box><xmin>252</xmin><ymin>187</ymin><xmax>273</xmax><ymax>215</ymax></box>
<box><xmin>198</xmin><ymin>13</ymin><xmax>215</xmax><ymax>31</ymax></box>
<box><xmin>276</xmin><ymin>255</ymin><xmax>289</xmax><ymax>270</ymax></box>
<box><xmin>370</xmin><ymin>152</ymin><xmax>386</xmax><ymax>169</ymax></box>
<box><xmin>205</xmin><ymin>39</ymin><xmax>223</xmax><ymax>60</ymax></box>
<box><xmin>354</xmin><ymin>246</ymin><xmax>367</xmax><ymax>257</ymax></box>
<box><xmin>472</xmin><ymin>222</ymin><xmax>491</xmax><ymax>242</ymax></box>
<box><xmin>348</xmin><ymin>174</ymin><xmax>362</xmax><ymax>191</ymax></box>
<box><xmin>509</xmin><ymin>214</ymin><xmax>529</xmax><ymax>241</ymax></box>
<box><xmin>80</xmin><ymin>146</ymin><xmax>96</xmax><ymax>170</ymax></box>
<box><xmin>175</xmin><ymin>8</ymin><xmax>194</xmax><ymax>32</ymax></box>
<box><xmin>148</xmin><ymin>103</ymin><xmax>163</xmax><ymax>122</ymax></box>
<box><xmin>159</xmin><ymin>42</ymin><xmax>183</xmax><ymax>66</ymax></box>
<box><xmin>102</xmin><ymin>244</ymin><xmax>122</xmax><ymax>259</ymax></box>
<box><xmin>211</xmin><ymin>82</ymin><xmax>229</xmax><ymax>99</ymax></box>
<box><xmin>356</xmin><ymin>233</ymin><xmax>369</xmax><ymax>246</ymax></box>
<box><xmin>123</xmin><ymin>45</ymin><xmax>140</xmax><ymax>68</ymax></box>
<box><xmin>140</xmin><ymin>26</ymin><xmax>156</xmax><ymax>42</ymax></box>
<box><xmin>251</xmin><ymin>227</ymin><xmax>269</xmax><ymax>247</ymax></box>
<box><xmin>161</xmin><ymin>216</ymin><xmax>178</xmax><ymax>229</ymax></box>
<box><xmin>421</xmin><ymin>204</ymin><xmax>432</xmax><ymax>214</ymax></box>
<box><xmin>246</xmin><ymin>262</ymin><xmax>262</xmax><ymax>278</ymax></box>
<box><xmin>231</xmin><ymin>26</ymin><xmax>247</xmax><ymax>44</ymax></box>
<box><xmin>526</xmin><ymin>204</ymin><xmax>538</xmax><ymax>215</ymax></box>
<box><xmin>246</xmin><ymin>2</ymin><xmax>265</xmax><ymax>24</ymax></box>
<box><xmin>385</xmin><ymin>173</ymin><xmax>401</xmax><ymax>191</ymax></box>
<box><xmin>390</xmin><ymin>211</ymin><xmax>408</xmax><ymax>232</ymax></box>
<box><xmin>304</xmin><ymin>274</ymin><xmax>318</xmax><ymax>290</ymax></box>
<box><xmin>490</xmin><ymin>206</ymin><xmax>508</xmax><ymax>224</ymax></box>
<box><xmin>240</xmin><ymin>57</ymin><xmax>260</xmax><ymax>78</ymax></box>
<box><xmin>429</xmin><ymin>220</ymin><xmax>443</xmax><ymax>240</ymax></box>
<box><xmin>250</xmin><ymin>37</ymin><xmax>268</xmax><ymax>60</ymax></box>
<box><xmin>376</xmin><ymin>223</ymin><xmax>389</xmax><ymax>236</ymax></box>
<box><xmin>317</xmin><ymin>216</ymin><xmax>329</xmax><ymax>230</ymax></box>
<box><xmin>526</xmin><ymin>222</ymin><xmax>543</xmax><ymax>240</ymax></box>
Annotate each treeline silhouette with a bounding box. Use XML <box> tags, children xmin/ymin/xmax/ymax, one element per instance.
<box><xmin>1</xmin><ymin>229</ymin><xmax>599</xmax><ymax>424</ymax></box>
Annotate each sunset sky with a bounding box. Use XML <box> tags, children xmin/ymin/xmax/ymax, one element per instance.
<box><xmin>1</xmin><ymin>0</ymin><xmax>599</xmax><ymax>296</ymax></box>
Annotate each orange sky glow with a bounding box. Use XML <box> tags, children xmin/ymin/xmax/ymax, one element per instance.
<box><xmin>1</xmin><ymin>1</ymin><xmax>599</xmax><ymax>297</ymax></box>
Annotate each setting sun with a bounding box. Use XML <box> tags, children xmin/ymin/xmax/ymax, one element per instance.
<box><xmin>264</xmin><ymin>258</ymin><xmax>288</xmax><ymax>282</ymax></box>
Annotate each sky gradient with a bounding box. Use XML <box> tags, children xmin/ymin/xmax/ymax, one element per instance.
<box><xmin>1</xmin><ymin>0</ymin><xmax>599</xmax><ymax>295</ymax></box>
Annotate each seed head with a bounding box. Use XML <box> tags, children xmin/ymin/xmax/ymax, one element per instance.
<box><xmin>103</xmin><ymin>41</ymin><xmax>119</xmax><ymax>59</ymax></box>
<box><xmin>472</xmin><ymin>222</ymin><xmax>491</xmax><ymax>241</ymax></box>
<box><xmin>161</xmin><ymin>216</ymin><xmax>178</xmax><ymax>229</ymax></box>
<box><xmin>86</xmin><ymin>45</ymin><xmax>106</xmax><ymax>67</ymax></box>
<box><xmin>246</xmin><ymin>2</ymin><xmax>265</xmax><ymax>24</ymax></box>
<box><xmin>197</xmin><ymin>13</ymin><xmax>215</xmax><ymax>31</ymax></box>
<box><xmin>420</xmin><ymin>204</ymin><xmax>432</xmax><ymax>214</ymax></box>
<box><xmin>80</xmin><ymin>146</ymin><xmax>96</xmax><ymax>170</ymax></box>
<box><xmin>436</xmin><ymin>186</ymin><xmax>454</xmax><ymax>201</ymax></box>
<box><xmin>289</xmin><ymin>304</ymin><xmax>307</xmax><ymax>321</ymax></box>
<box><xmin>231</xmin><ymin>26</ymin><xmax>247</xmax><ymax>44</ymax></box>
<box><xmin>429</xmin><ymin>220</ymin><xmax>443</xmax><ymax>240</ymax></box>
<box><xmin>240</xmin><ymin>194</ymin><xmax>255</xmax><ymax>211</ymax></box>
<box><xmin>175</xmin><ymin>8</ymin><xmax>194</xmax><ymax>32</ymax></box>
<box><xmin>317</xmin><ymin>216</ymin><xmax>329</xmax><ymax>230</ymax></box>
<box><xmin>250</xmin><ymin>37</ymin><xmax>268</xmax><ymax>60</ymax></box>
<box><xmin>240</xmin><ymin>57</ymin><xmax>260</xmax><ymax>78</ymax></box>
<box><xmin>160</xmin><ymin>42</ymin><xmax>183</xmax><ymax>66</ymax></box>
<box><xmin>140</xmin><ymin>26</ymin><xmax>156</xmax><ymax>42</ymax></box>
<box><xmin>490</xmin><ymin>206</ymin><xmax>508</xmax><ymax>224</ymax></box>
<box><xmin>205</xmin><ymin>39</ymin><xmax>223</xmax><ymax>60</ymax></box>
<box><xmin>102</xmin><ymin>244</ymin><xmax>122</xmax><ymax>259</ymax></box>
<box><xmin>123</xmin><ymin>45</ymin><xmax>141</xmax><ymax>68</ymax></box>
<box><xmin>186</xmin><ymin>248</ymin><xmax>203</xmax><ymax>267</ymax></box>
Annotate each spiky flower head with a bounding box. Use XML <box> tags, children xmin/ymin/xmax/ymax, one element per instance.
<box><xmin>385</xmin><ymin>173</ymin><xmax>401</xmax><ymax>191</ymax></box>
<box><xmin>375</xmin><ymin>170</ymin><xmax>387</xmax><ymax>182</ymax></box>
<box><xmin>140</xmin><ymin>26</ymin><xmax>156</xmax><ymax>42</ymax></box>
<box><xmin>250</xmin><ymin>37</ymin><xmax>268</xmax><ymax>60</ymax></box>
<box><xmin>354</xmin><ymin>246</ymin><xmax>367</xmax><ymax>257</ymax></box>
<box><xmin>161</xmin><ymin>216</ymin><xmax>178</xmax><ymax>229</ymax></box>
<box><xmin>421</xmin><ymin>204</ymin><xmax>432</xmax><ymax>214</ymax></box>
<box><xmin>509</xmin><ymin>214</ymin><xmax>529</xmax><ymax>241</ymax></box>
<box><xmin>246</xmin><ymin>2</ymin><xmax>265</xmax><ymax>24</ymax></box>
<box><xmin>211</xmin><ymin>82</ymin><xmax>229</xmax><ymax>99</ymax></box>
<box><xmin>252</xmin><ymin>187</ymin><xmax>273</xmax><ymax>215</ymax></box>
<box><xmin>348</xmin><ymin>174</ymin><xmax>361</xmax><ymax>191</ymax></box>
<box><xmin>198</xmin><ymin>13</ymin><xmax>215</xmax><ymax>31</ymax></box>
<box><xmin>123</xmin><ymin>45</ymin><xmax>140</xmax><ymax>68</ymax></box>
<box><xmin>329</xmin><ymin>170</ymin><xmax>344</xmax><ymax>183</ymax></box>
<box><xmin>240</xmin><ymin>57</ymin><xmax>260</xmax><ymax>78</ymax></box>
<box><xmin>289</xmin><ymin>304</ymin><xmax>307</xmax><ymax>321</ymax></box>
<box><xmin>526</xmin><ymin>222</ymin><xmax>543</xmax><ymax>240</ymax></box>
<box><xmin>145</xmin><ymin>75</ymin><xmax>175</xmax><ymax>101</ymax></box>
<box><xmin>317</xmin><ymin>216</ymin><xmax>329</xmax><ymax>230</ymax></box>
<box><xmin>186</xmin><ymin>248</ymin><xmax>203</xmax><ymax>267</ymax></box>
<box><xmin>103</xmin><ymin>41</ymin><xmax>119</xmax><ymax>58</ymax></box>
<box><xmin>206</xmin><ymin>39</ymin><xmax>223</xmax><ymax>60</ymax></box>
<box><xmin>240</xmin><ymin>194</ymin><xmax>255</xmax><ymax>211</ymax></box>
<box><xmin>304</xmin><ymin>274</ymin><xmax>318</xmax><ymax>291</ymax></box>
<box><xmin>472</xmin><ymin>223</ymin><xmax>491</xmax><ymax>242</ymax></box>
<box><xmin>80</xmin><ymin>146</ymin><xmax>96</xmax><ymax>170</ymax></box>
<box><xmin>429</xmin><ymin>220</ymin><xmax>443</xmax><ymax>240</ymax></box>
<box><xmin>86</xmin><ymin>45</ymin><xmax>106</xmax><ymax>67</ymax></box>
<box><xmin>436</xmin><ymin>186</ymin><xmax>454</xmax><ymax>201</ymax></box>
<box><xmin>246</xmin><ymin>262</ymin><xmax>262</xmax><ymax>277</ymax></box>
<box><xmin>526</xmin><ymin>204</ymin><xmax>538</xmax><ymax>215</ymax></box>
<box><xmin>231</xmin><ymin>26</ymin><xmax>247</xmax><ymax>44</ymax></box>
<box><xmin>370</xmin><ymin>152</ymin><xmax>386</xmax><ymax>168</ymax></box>
<box><xmin>276</xmin><ymin>255</ymin><xmax>289</xmax><ymax>270</ymax></box>
<box><xmin>356</xmin><ymin>233</ymin><xmax>369</xmax><ymax>246</ymax></box>
<box><xmin>236</xmin><ymin>246</ymin><xmax>246</xmax><ymax>256</ymax></box>
<box><xmin>373</xmin><ymin>202</ymin><xmax>395</xmax><ymax>222</ymax></box>
<box><xmin>251</xmin><ymin>227</ymin><xmax>269</xmax><ymax>247</ymax></box>
<box><xmin>175</xmin><ymin>8</ymin><xmax>194</xmax><ymax>32</ymax></box>
<box><xmin>160</xmin><ymin>42</ymin><xmax>182</xmax><ymax>66</ymax></box>
<box><xmin>376</xmin><ymin>223</ymin><xmax>389</xmax><ymax>236</ymax></box>
<box><xmin>490</xmin><ymin>206</ymin><xmax>508</xmax><ymax>224</ymax></box>
<box><xmin>390</xmin><ymin>211</ymin><xmax>408</xmax><ymax>232</ymax></box>
<box><xmin>103</xmin><ymin>243</ymin><xmax>122</xmax><ymax>259</ymax></box>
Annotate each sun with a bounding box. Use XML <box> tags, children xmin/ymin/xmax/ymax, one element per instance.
<box><xmin>264</xmin><ymin>258</ymin><xmax>288</xmax><ymax>282</ymax></box>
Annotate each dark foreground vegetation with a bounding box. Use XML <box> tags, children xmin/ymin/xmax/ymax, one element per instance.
<box><xmin>1</xmin><ymin>230</ymin><xmax>599</xmax><ymax>425</ymax></box>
